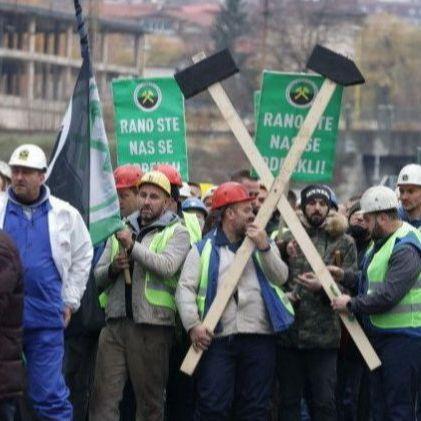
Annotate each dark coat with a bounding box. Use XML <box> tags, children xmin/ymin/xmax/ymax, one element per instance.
<box><xmin>0</xmin><ymin>229</ymin><xmax>24</xmax><ymax>400</ymax></box>
<box><xmin>279</xmin><ymin>210</ymin><xmax>358</xmax><ymax>349</ymax></box>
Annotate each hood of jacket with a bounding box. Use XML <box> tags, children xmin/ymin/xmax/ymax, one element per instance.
<box><xmin>125</xmin><ymin>210</ymin><xmax>141</xmax><ymax>234</ymax></box>
<box><xmin>298</xmin><ymin>209</ymin><xmax>348</xmax><ymax>238</ymax></box>
<box><xmin>138</xmin><ymin>210</ymin><xmax>180</xmax><ymax>237</ymax></box>
<box><xmin>7</xmin><ymin>184</ymin><xmax>50</xmax><ymax>208</ymax></box>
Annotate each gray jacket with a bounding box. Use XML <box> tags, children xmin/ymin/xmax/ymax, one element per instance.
<box><xmin>175</xmin><ymin>230</ymin><xmax>289</xmax><ymax>337</ymax></box>
<box><xmin>95</xmin><ymin>211</ymin><xmax>190</xmax><ymax>326</ymax></box>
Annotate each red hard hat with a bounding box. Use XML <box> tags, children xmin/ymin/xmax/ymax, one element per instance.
<box><xmin>114</xmin><ymin>164</ymin><xmax>143</xmax><ymax>189</ymax></box>
<box><xmin>153</xmin><ymin>164</ymin><xmax>183</xmax><ymax>187</ymax></box>
<box><xmin>211</xmin><ymin>182</ymin><xmax>253</xmax><ymax>211</ymax></box>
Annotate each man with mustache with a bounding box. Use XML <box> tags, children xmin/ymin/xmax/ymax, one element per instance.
<box><xmin>176</xmin><ymin>182</ymin><xmax>291</xmax><ymax>420</ymax></box>
<box><xmin>93</xmin><ymin>164</ymin><xmax>143</xmax><ymax>421</ymax></box>
<box><xmin>114</xmin><ymin>164</ymin><xmax>143</xmax><ymax>219</ymax></box>
<box><xmin>397</xmin><ymin>163</ymin><xmax>421</xmax><ymax>229</ymax></box>
<box><xmin>396</xmin><ymin>164</ymin><xmax>421</xmax><ymax>421</ymax></box>
<box><xmin>331</xmin><ymin>185</ymin><xmax>421</xmax><ymax>421</ymax></box>
<box><xmin>277</xmin><ymin>184</ymin><xmax>357</xmax><ymax>421</ymax></box>
<box><xmin>0</xmin><ymin>144</ymin><xmax>93</xmax><ymax>420</ymax></box>
<box><xmin>347</xmin><ymin>202</ymin><xmax>371</xmax><ymax>266</ymax></box>
<box><xmin>90</xmin><ymin>171</ymin><xmax>190</xmax><ymax>421</ymax></box>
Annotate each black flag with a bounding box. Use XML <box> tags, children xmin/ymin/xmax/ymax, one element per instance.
<box><xmin>46</xmin><ymin>0</ymin><xmax>121</xmax><ymax>245</ymax></box>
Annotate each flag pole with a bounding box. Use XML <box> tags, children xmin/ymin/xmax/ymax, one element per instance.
<box><xmin>73</xmin><ymin>0</ymin><xmax>90</xmax><ymax>60</ymax></box>
<box><xmin>72</xmin><ymin>0</ymin><xmax>131</xmax><ymax>283</ymax></box>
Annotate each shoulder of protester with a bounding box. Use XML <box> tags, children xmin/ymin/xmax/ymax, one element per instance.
<box><xmin>278</xmin><ymin>208</ymin><xmax>350</xmax><ymax>248</ymax></box>
<box><xmin>0</xmin><ymin>229</ymin><xmax>22</xmax><ymax>278</ymax></box>
<box><xmin>137</xmin><ymin>210</ymin><xmax>188</xmax><ymax>238</ymax></box>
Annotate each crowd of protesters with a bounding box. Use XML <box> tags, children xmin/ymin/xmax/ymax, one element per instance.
<box><xmin>0</xmin><ymin>144</ymin><xmax>420</xmax><ymax>421</ymax></box>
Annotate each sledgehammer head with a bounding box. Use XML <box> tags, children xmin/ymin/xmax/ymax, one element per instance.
<box><xmin>307</xmin><ymin>45</ymin><xmax>365</xmax><ymax>86</ymax></box>
<box><xmin>174</xmin><ymin>49</ymin><xmax>239</xmax><ymax>98</ymax></box>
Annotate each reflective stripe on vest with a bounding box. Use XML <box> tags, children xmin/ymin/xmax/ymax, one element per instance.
<box><xmin>196</xmin><ymin>238</ymin><xmax>294</xmax><ymax>320</ymax></box>
<box><xmin>270</xmin><ymin>227</ymin><xmax>290</xmax><ymax>241</ymax></box>
<box><xmin>144</xmin><ymin>222</ymin><xmax>180</xmax><ymax>311</ymax></box>
<box><xmin>197</xmin><ymin>239</ymin><xmax>212</xmax><ymax>318</ymax></box>
<box><xmin>367</xmin><ymin>222</ymin><xmax>421</xmax><ymax>329</ymax></box>
<box><xmin>98</xmin><ymin>235</ymin><xmax>120</xmax><ymax>309</ymax></box>
<box><xmin>183</xmin><ymin>211</ymin><xmax>202</xmax><ymax>245</ymax></box>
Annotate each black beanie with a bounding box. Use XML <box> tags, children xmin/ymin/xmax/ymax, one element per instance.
<box><xmin>300</xmin><ymin>184</ymin><xmax>331</xmax><ymax>210</ymax></box>
<box><xmin>171</xmin><ymin>185</ymin><xmax>180</xmax><ymax>203</ymax></box>
<box><xmin>347</xmin><ymin>201</ymin><xmax>361</xmax><ymax>221</ymax></box>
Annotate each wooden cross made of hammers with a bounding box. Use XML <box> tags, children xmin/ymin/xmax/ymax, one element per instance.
<box><xmin>174</xmin><ymin>46</ymin><xmax>381</xmax><ymax>375</ymax></box>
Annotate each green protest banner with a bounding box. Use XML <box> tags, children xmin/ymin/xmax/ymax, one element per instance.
<box><xmin>255</xmin><ymin>71</ymin><xmax>343</xmax><ymax>182</ymax></box>
<box><xmin>112</xmin><ymin>77</ymin><xmax>189</xmax><ymax>180</ymax></box>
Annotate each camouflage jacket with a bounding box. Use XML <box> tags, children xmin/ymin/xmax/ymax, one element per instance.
<box><xmin>279</xmin><ymin>210</ymin><xmax>357</xmax><ymax>349</ymax></box>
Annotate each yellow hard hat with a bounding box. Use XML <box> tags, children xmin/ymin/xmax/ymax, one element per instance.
<box><xmin>139</xmin><ymin>171</ymin><xmax>171</xmax><ymax>196</ymax></box>
<box><xmin>200</xmin><ymin>183</ymin><xmax>215</xmax><ymax>199</ymax></box>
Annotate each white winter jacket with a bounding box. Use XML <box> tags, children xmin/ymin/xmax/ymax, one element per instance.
<box><xmin>0</xmin><ymin>189</ymin><xmax>93</xmax><ymax>311</ymax></box>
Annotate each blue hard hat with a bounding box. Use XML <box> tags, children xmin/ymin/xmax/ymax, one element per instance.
<box><xmin>182</xmin><ymin>197</ymin><xmax>208</xmax><ymax>216</ymax></box>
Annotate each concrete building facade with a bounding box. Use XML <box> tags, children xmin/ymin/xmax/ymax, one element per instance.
<box><xmin>0</xmin><ymin>1</ymin><xmax>145</xmax><ymax>130</ymax></box>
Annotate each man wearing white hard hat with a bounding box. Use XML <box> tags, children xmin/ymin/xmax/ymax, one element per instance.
<box><xmin>0</xmin><ymin>144</ymin><xmax>93</xmax><ymax>420</ymax></box>
<box><xmin>396</xmin><ymin>164</ymin><xmax>421</xmax><ymax>418</ymax></box>
<box><xmin>329</xmin><ymin>185</ymin><xmax>421</xmax><ymax>420</ymax></box>
<box><xmin>397</xmin><ymin>163</ymin><xmax>421</xmax><ymax>229</ymax></box>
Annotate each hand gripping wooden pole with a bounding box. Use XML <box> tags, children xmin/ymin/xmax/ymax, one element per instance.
<box><xmin>119</xmin><ymin>242</ymin><xmax>132</xmax><ymax>285</ymax></box>
<box><xmin>192</xmin><ymin>58</ymin><xmax>380</xmax><ymax>371</ymax></box>
<box><xmin>177</xmin><ymin>47</ymin><xmax>381</xmax><ymax>375</ymax></box>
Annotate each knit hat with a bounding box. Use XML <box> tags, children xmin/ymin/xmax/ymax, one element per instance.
<box><xmin>300</xmin><ymin>184</ymin><xmax>331</xmax><ymax>210</ymax></box>
<box><xmin>347</xmin><ymin>201</ymin><xmax>361</xmax><ymax>220</ymax></box>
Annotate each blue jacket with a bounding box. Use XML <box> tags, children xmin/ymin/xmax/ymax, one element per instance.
<box><xmin>398</xmin><ymin>206</ymin><xmax>421</xmax><ymax>229</ymax></box>
<box><xmin>0</xmin><ymin>186</ymin><xmax>93</xmax><ymax>312</ymax></box>
<box><xmin>3</xmin><ymin>188</ymin><xmax>64</xmax><ymax>329</ymax></box>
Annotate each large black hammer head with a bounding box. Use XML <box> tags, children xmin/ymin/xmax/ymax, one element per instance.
<box><xmin>174</xmin><ymin>49</ymin><xmax>239</xmax><ymax>99</ymax></box>
<box><xmin>307</xmin><ymin>45</ymin><xmax>365</xmax><ymax>86</ymax></box>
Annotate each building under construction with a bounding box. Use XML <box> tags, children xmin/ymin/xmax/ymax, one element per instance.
<box><xmin>0</xmin><ymin>1</ymin><xmax>146</xmax><ymax>131</ymax></box>
<box><xmin>0</xmin><ymin>0</ymin><xmax>417</xmax><ymax>192</ymax></box>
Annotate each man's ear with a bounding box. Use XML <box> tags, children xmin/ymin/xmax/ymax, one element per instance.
<box><xmin>225</xmin><ymin>206</ymin><xmax>235</xmax><ymax>221</ymax></box>
<box><xmin>162</xmin><ymin>196</ymin><xmax>170</xmax><ymax>210</ymax></box>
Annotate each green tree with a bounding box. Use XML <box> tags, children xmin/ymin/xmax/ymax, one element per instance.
<box><xmin>261</xmin><ymin>0</ymin><xmax>344</xmax><ymax>71</ymax></box>
<box><xmin>352</xmin><ymin>13</ymin><xmax>421</xmax><ymax>125</ymax></box>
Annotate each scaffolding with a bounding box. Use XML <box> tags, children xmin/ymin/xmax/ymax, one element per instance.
<box><xmin>0</xmin><ymin>1</ymin><xmax>146</xmax><ymax>130</ymax></box>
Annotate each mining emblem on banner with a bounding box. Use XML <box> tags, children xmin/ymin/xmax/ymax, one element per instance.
<box><xmin>255</xmin><ymin>71</ymin><xmax>343</xmax><ymax>182</ymax></box>
<box><xmin>112</xmin><ymin>77</ymin><xmax>189</xmax><ymax>180</ymax></box>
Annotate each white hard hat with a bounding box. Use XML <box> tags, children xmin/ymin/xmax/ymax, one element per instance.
<box><xmin>360</xmin><ymin>185</ymin><xmax>399</xmax><ymax>214</ymax></box>
<box><xmin>9</xmin><ymin>144</ymin><xmax>47</xmax><ymax>171</ymax></box>
<box><xmin>180</xmin><ymin>182</ymin><xmax>192</xmax><ymax>198</ymax></box>
<box><xmin>397</xmin><ymin>163</ymin><xmax>421</xmax><ymax>186</ymax></box>
<box><xmin>0</xmin><ymin>161</ymin><xmax>11</xmax><ymax>179</ymax></box>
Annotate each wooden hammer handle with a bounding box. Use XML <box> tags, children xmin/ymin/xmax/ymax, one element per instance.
<box><xmin>119</xmin><ymin>243</ymin><xmax>132</xmax><ymax>285</ymax></box>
